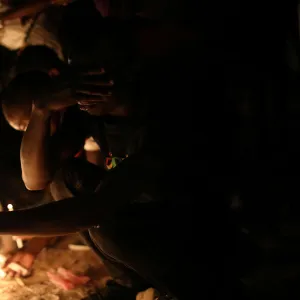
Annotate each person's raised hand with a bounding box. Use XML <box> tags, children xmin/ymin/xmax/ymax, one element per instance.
<box><xmin>32</xmin><ymin>72</ymin><xmax>77</xmax><ymax>112</ymax></box>
<box><xmin>34</xmin><ymin>87</ymin><xmax>76</xmax><ymax>112</ymax></box>
<box><xmin>73</xmin><ymin>67</ymin><xmax>117</xmax><ymax>115</ymax></box>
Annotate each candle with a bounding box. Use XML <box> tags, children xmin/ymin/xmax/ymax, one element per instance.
<box><xmin>7</xmin><ymin>204</ymin><xmax>13</xmax><ymax>211</ymax></box>
<box><xmin>14</xmin><ymin>237</ymin><xmax>24</xmax><ymax>249</ymax></box>
<box><xmin>7</xmin><ymin>204</ymin><xmax>23</xmax><ymax>249</ymax></box>
<box><xmin>0</xmin><ymin>203</ymin><xmax>17</xmax><ymax>255</ymax></box>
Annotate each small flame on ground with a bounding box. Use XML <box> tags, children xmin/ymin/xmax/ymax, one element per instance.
<box><xmin>6</xmin><ymin>204</ymin><xmax>24</xmax><ymax>248</ymax></box>
<box><xmin>0</xmin><ymin>254</ymin><xmax>7</xmax><ymax>265</ymax></box>
<box><xmin>16</xmin><ymin>239</ymin><xmax>23</xmax><ymax>249</ymax></box>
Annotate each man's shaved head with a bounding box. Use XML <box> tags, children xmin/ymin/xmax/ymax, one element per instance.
<box><xmin>1</xmin><ymin>71</ymin><xmax>52</xmax><ymax>131</ymax></box>
<box><xmin>16</xmin><ymin>45</ymin><xmax>64</xmax><ymax>75</ymax></box>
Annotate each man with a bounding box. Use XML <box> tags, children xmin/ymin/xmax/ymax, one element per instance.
<box><xmin>0</xmin><ymin>10</ymin><xmax>199</xmax><ymax>298</ymax></box>
<box><xmin>0</xmin><ymin>143</ymin><xmax>192</xmax><ymax>300</ymax></box>
<box><xmin>1</xmin><ymin>42</ymin><xmax>155</xmax><ymax>291</ymax></box>
<box><xmin>2</xmin><ymin>72</ymin><xmax>192</xmax><ymax>299</ymax></box>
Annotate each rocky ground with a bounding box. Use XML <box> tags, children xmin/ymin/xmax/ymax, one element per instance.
<box><xmin>0</xmin><ymin>234</ymin><xmax>111</xmax><ymax>300</ymax></box>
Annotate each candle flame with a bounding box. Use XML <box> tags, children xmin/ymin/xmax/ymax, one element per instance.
<box><xmin>7</xmin><ymin>204</ymin><xmax>13</xmax><ymax>211</ymax></box>
<box><xmin>0</xmin><ymin>254</ymin><xmax>7</xmax><ymax>265</ymax></box>
<box><xmin>0</xmin><ymin>269</ymin><xmax>6</xmax><ymax>279</ymax></box>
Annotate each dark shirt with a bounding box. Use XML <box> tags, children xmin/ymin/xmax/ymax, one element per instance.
<box><xmin>57</xmin><ymin>105</ymin><xmax>144</xmax><ymax>160</ymax></box>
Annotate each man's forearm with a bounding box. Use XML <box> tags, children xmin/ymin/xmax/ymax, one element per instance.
<box><xmin>0</xmin><ymin>153</ymin><xmax>162</xmax><ymax>236</ymax></box>
<box><xmin>20</xmin><ymin>106</ymin><xmax>53</xmax><ymax>191</ymax></box>
<box><xmin>0</xmin><ymin>196</ymin><xmax>99</xmax><ymax>236</ymax></box>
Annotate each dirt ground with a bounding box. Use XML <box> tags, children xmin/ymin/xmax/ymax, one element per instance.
<box><xmin>0</xmin><ymin>234</ymin><xmax>112</xmax><ymax>300</ymax></box>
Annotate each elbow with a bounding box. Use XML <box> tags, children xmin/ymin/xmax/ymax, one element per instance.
<box><xmin>24</xmin><ymin>182</ymin><xmax>48</xmax><ymax>191</ymax></box>
<box><xmin>22</xmin><ymin>175</ymin><xmax>49</xmax><ymax>191</ymax></box>
<box><xmin>24</xmin><ymin>184</ymin><xmax>44</xmax><ymax>191</ymax></box>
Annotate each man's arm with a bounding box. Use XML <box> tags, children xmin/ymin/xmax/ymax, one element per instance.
<box><xmin>0</xmin><ymin>153</ymin><xmax>163</xmax><ymax>236</ymax></box>
<box><xmin>20</xmin><ymin>83</ymin><xmax>84</xmax><ymax>191</ymax></box>
<box><xmin>20</xmin><ymin>105</ymin><xmax>86</xmax><ymax>191</ymax></box>
<box><xmin>20</xmin><ymin>106</ymin><xmax>53</xmax><ymax>191</ymax></box>
<box><xmin>0</xmin><ymin>196</ymin><xmax>100</xmax><ymax>236</ymax></box>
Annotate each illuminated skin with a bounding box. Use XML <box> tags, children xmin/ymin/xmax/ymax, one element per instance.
<box><xmin>0</xmin><ymin>152</ymin><xmax>175</xmax><ymax>295</ymax></box>
<box><xmin>0</xmin><ymin>69</ymin><xmax>116</xmax><ymax>277</ymax></box>
<box><xmin>6</xmin><ymin>112</ymin><xmax>59</xmax><ymax>134</ymax></box>
<box><xmin>1</xmin><ymin>67</ymin><xmax>119</xmax><ymax>191</ymax></box>
<box><xmin>1</xmin><ymin>82</ymin><xmax>74</xmax><ymax>277</ymax></box>
<box><xmin>19</xmin><ymin>94</ymin><xmax>116</xmax><ymax>192</ymax></box>
<box><xmin>0</xmin><ymin>21</ymin><xmax>199</xmax><ymax>287</ymax></box>
<box><xmin>1</xmin><ymin>68</ymin><xmax>124</xmax><ymax>277</ymax></box>
<box><xmin>0</xmin><ymin>0</ymin><xmax>72</xmax><ymax>24</ymax></box>
<box><xmin>8</xmin><ymin>119</ymin><xmax>28</xmax><ymax>132</ymax></box>
<box><xmin>1</xmin><ymin>137</ymin><xmax>103</xmax><ymax>278</ymax></box>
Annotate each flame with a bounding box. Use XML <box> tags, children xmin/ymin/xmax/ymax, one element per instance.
<box><xmin>6</xmin><ymin>204</ymin><xmax>23</xmax><ymax>248</ymax></box>
<box><xmin>0</xmin><ymin>269</ymin><xmax>6</xmax><ymax>279</ymax></box>
<box><xmin>0</xmin><ymin>254</ymin><xmax>7</xmax><ymax>265</ymax></box>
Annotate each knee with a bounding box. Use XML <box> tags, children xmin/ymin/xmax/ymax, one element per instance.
<box><xmin>49</xmin><ymin>167</ymin><xmax>74</xmax><ymax>201</ymax></box>
<box><xmin>50</xmin><ymin>158</ymin><xmax>106</xmax><ymax>201</ymax></box>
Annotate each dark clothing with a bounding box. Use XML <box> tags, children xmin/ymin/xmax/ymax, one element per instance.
<box><xmin>51</xmin><ymin>3</ymin><xmax>196</xmax><ymax>298</ymax></box>
<box><xmin>57</xmin><ymin>105</ymin><xmax>144</xmax><ymax>160</ymax></box>
<box><xmin>51</xmin><ymin>155</ymin><xmax>190</xmax><ymax>300</ymax></box>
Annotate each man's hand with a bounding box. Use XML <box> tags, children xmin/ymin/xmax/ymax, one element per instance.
<box><xmin>34</xmin><ymin>87</ymin><xmax>76</xmax><ymax>112</ymax></box>
<box><xmin>31</xmin><ymin>72</ymin><xmax>77</xmax><ymax>112</ymax></box>
<box><xmin>74</xmin><ymin>68</ymin><xmax>116</xmax><ymax>115</ymax></box>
